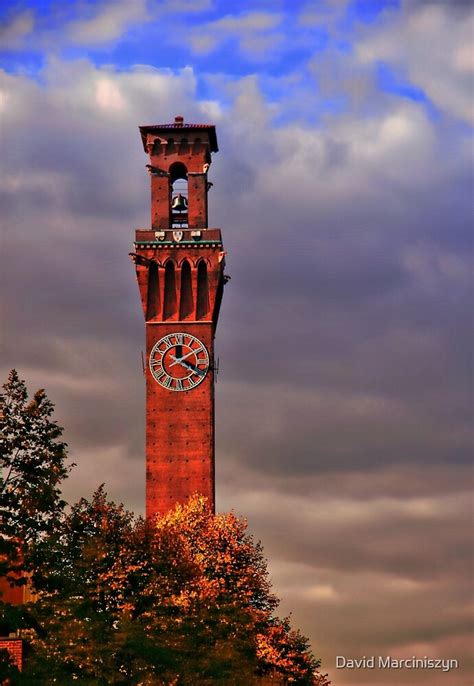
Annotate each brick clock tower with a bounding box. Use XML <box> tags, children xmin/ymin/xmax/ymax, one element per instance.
<box><xmin>130</xmin><ymin>116</ymin><xmax>227</xmax><ymax>519</ymax></box>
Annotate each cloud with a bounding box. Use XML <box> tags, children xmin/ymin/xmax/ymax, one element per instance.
<box><xmin>67</xmin><ymin>0</ymin><xmax>150</xmax><ymax>45</ymax></box>
<box><xmin>405</xmin><ymin>0</ymin><xmax>473</xmax><ymax>12</ymax></box>
<box><xmin>161</xmin><ymin>0</ymin><xmax>213</xmax><ymax>11</ymax></box>
<box><xmin>226</xmin><ymin>477</ymin><xmax>473</xmax><ymax>684</ymax></box>
<box><xmin>189</xmin><ymin>11</ymin><xmax>283</xmax><ymax>56</ymax></box>
<box><xmin>0</xmin><ymin>10</ymin><xmax>34</xmax><ymax>48</ymax></box>
<box><xmin>298</xmin><ymin>0</ymin><xmax>349</xmax><ymax>28</ymax></box>
<box><xmin>355</xmin><ymin>2</ymin><xmax>474</xmax><ymax>124</ymax></box>
<box><xmin>0</xmin><ymin>0</ymin><xmax>213</xmax><ymax>53</ymax></box>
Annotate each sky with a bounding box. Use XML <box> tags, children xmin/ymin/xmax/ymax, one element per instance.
<box><xmin>0</xmin><ymin>0</ymin><xmax>473</xmax><ymax>684</ymax></box>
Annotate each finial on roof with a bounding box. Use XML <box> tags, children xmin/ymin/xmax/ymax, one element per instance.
<box><xmin>174</xmin><ymin>115</ymin><xmax>184</xmax><ymax>126</ymax></box>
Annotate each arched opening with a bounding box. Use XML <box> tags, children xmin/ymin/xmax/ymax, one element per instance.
<box><xmin>166</xmin><ymin>138</ymin><xmax>175</xmax><ymax>154</ymax></box>
<box><xmin>169</xmin><ymin>161</ymin><xmax>188</xmax><ymax>228</ymax></box>
<box><xmin>146</xmin><ymin>261</ymin><xmax>160</xmax><ymax>320</ymax></box>
<box><xmin>179</xmin><ymin>260</ymin><xmax>194</xmax><ymax>320</ymax></box>
<box><xmin>196</xmin><ymin>260</ymin><xmax>210</xmax><ymax>320</ymax></box>
<box><xmin>163</xmin><ymin>261</ymin><xmax>177</xmax><ymax>320</ymax></box>
<box><xmin>169</xmin><ymin>161</ymin><xmax>187</xmax><ymax>184</ymax></box>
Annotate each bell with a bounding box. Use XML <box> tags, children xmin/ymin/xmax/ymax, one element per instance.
<box><xmin>171</xmin><ymin>193</ymin><xmax>188</xmax><ymax>213</ymax></box>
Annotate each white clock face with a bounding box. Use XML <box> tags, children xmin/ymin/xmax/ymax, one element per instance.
<box><xmin>149</xmin><ymin>332</ymin><xmax>209</xmax><ymax>391</ymax></box>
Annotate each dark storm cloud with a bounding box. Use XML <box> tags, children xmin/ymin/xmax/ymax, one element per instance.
<box><xmin>207</xmin><ymin>97</ymin><xmax>473</xmax><ymax>483</ymax></box>
<box><xmin>0</xmin><ymin>62</ymin><xmax>205</xmax><ymax>495</ymax></box>
<box><xmin>246</xmin><ymin>489</ymin><xmax>472</xmax><ymax>581</ymax></box>
<box><xmin>2</xmin><ymin>55</ymin><xmax>471</xmax><ymax>495</ymax></box>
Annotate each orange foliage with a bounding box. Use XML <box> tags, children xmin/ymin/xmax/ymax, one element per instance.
<box><xmin>20</xmin><ymin>492</ymin><xmax>329</xmax><ymax>685</ymax></box>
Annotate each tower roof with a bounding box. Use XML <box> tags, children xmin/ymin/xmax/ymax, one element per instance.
<box><xmin>139</xmin><ymin>115</ymin><xmax>218</xmax><ymax>153</ymax></box>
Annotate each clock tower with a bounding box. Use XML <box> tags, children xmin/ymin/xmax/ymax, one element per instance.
<box><xmin>130</xmin><ymin>116</ymin><xmax>226</xmax><ymax>519</ymax></box>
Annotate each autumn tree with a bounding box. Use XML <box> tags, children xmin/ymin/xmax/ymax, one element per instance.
<box><xmin>0</xmin><ymin>371</ymin><xmax>329</xmax><ymax>684</ymax></box>
<box><xmin>0</xmin><ymin>370</ymin><xmax>72</xmax><ymax>586</ymax></box>
<box><xmin>21</xmin><ymin>492</ymin><xmax>330</xmax><ymax>685</ymax></box>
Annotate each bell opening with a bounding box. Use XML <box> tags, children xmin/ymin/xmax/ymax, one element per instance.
<box><xmin>170</xmin><ymin>162</ymin><xmax>188</xmax><ymax>228</ymax></box>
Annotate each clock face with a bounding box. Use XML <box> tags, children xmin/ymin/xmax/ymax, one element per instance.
<box><xmin>149</xmin><ymin>332</ymin><xmax>209</xmax><ymax>392</ymax></box>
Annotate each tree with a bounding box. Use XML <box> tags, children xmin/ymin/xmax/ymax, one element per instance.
<box><xmin>0</xmin><ymin>370</ymin><xmax>330</xmax><ymax>684</ymax></box>
<box><xmin>0</xmin><ymin>370</ymin><xmax>72</xmax><ymax>586</ymax></box>
<box><xmin>21</xmin><ymin>492</ymin><xmax>330</xmax><ymax>685</ymax></box>
<box><xmin>0</xmin><ymin>645</ymin><xmax>21</xmax><ymax>685</ymax></box>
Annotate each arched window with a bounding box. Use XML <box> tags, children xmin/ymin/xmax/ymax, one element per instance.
<box><xmin>179</xmin><ymin>260</ymin><xmax>194</xmax><ymax>320</ymax></box>
<box><xmin>146</xmin><ymin>261</ymin><xmax>159</xmax><ymax>320</ymax></box>
<box><xmin>196</xmin><ymin>260</ymin><xmax>209</xmax><ymax>319</ymax></box>
<box><xmin>169</xmin><ymin>162</ymin><xmax>188</xmax><ymax>228</ymax></box>
<box><xmin>169</xmin><ymin>161</ymin><xmax>187</xmax><ymax>184</ymax></box>
<box><xmin>163</xmin><ymin>261</ymin><xmax>177</xmax><ymax>320</ymax></box>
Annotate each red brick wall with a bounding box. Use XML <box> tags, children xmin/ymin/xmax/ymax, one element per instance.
<box><xmin>0</xmin><ymin>639</ymin><xmax>23</xmax><ymax>671</ymax></box>
<box><xmin>132</xmin><ymin>231</ymin><xmax>225</xmax><ymax>519</ymax></box>
<box><xmin>133</xmin><ymin>119</ymin><xmax>225</xmax><ymax>519</ymax></box>
<box><xmin>145</xmin><ymin>322</ymin><xmax>215</xmax><ymax>518</ymax></box>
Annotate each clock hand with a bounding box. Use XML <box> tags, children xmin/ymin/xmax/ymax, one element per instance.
<box><xmin>169</xmin><ymin>354</ymin><xmax>186</xmax><ymax>368</ymax></box>
<box><xmin>181</xmin><ymin>360</ymin><xmax>206</xmax><ymax>377</ymax></box>
<box><xmin>169</xmin><ymin>348</ymin><xmax>201</xmax><ymax>367</ymax></box>
<box><xmin>169</xmin><ymin>355</ymin><xmax>206</xmax><ymax>376</ymax></box>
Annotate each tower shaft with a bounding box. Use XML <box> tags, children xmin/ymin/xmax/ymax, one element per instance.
<box><xmin>131</xmin><ymin>116</ymin><xmax>225</xmax><ymax>518</ymax></box>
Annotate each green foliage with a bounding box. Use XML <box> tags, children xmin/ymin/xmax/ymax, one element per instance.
<box><xmin>0</xmin><ymin>370</ymin><xmax>72</xmax><ymax>584</ymax></box>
